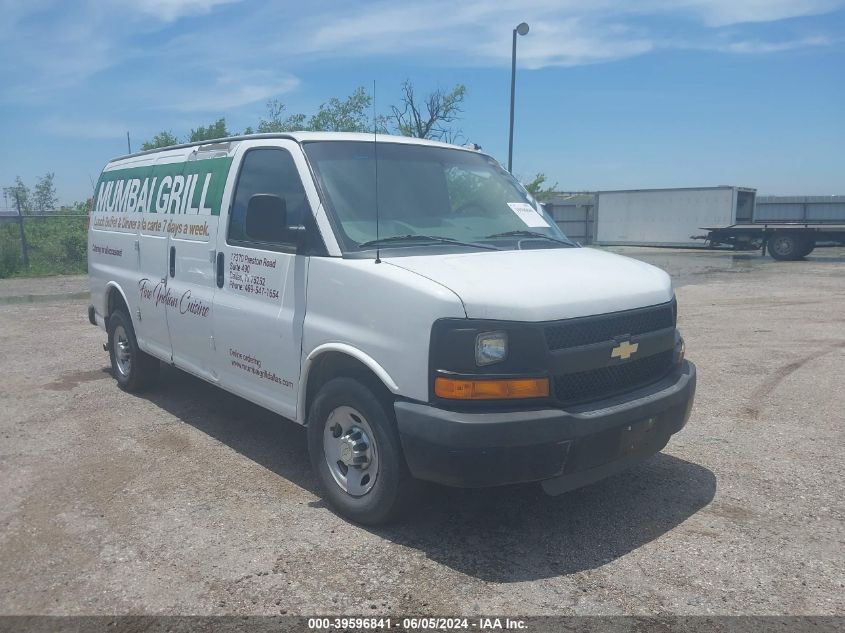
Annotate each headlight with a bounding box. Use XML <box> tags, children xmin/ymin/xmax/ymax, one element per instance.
<box><xmin>476</xmin><ymin>331</ymin><xmax>507</xmax><ymax>366</ymax></box>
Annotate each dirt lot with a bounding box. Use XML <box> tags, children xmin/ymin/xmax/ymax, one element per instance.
<box><xmin>0</xmin><ymin>248</ymin><xmax>843</xmax><ymax>616</ymax></box>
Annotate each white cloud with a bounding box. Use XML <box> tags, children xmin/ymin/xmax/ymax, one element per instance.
<box><xmin>0</xmin><ymin>0</ymin><xmax>841</xmax><ymax>110</ymax></box>
<box><xmin>1</xmin><ymin>25</ymin><xmax>118</xmax><ymax>103</ymax></box>
<box><xmin>43</xmin><ymin>117</ymin><xmax>129</xmax><ymax>140</ymax></box>
<box><xmin>474</xmin><ymin>20</ymin><xmax>654</xmax><ymax>68</ymax></box>
<box><xmin>718</xmin><ymin>35</ymin><xmax>832</xmax><ymax>53</ymax></box>
<box><xmin>303</xmin><ymin>2</ymin><xmax>654</xmax><ymax>67</ymax></box>
<box><xmin>300</xmin><ymin>0</ymin><xmax>841</xmax><ymax>68</ymax></box>
<box><xmin>0</xmin><ymin>0</ymin><xmax>247</xmax><ymax>105</ymax></box>
<box><xmin>126</xmin><ymin>0</ymin><xmax>241</xmax><ymax>22</ymax></box>
<box><xmin>681</xmin><ymin>0</ymin><xmax>845</xmax><ymax>27</ymax></box>
<box><xmin>167</xmin><ymin>70</ymin><xmax>300</xmax><ymax>112</ymax></box>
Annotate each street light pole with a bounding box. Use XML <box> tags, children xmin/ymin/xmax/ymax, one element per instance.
<box><xmin>508</xmin><ymin>22</ymin><xmax>529</xmax><ymax>173</ymax></box>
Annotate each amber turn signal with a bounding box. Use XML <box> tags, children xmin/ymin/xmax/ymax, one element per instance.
<box><xmin>434</xmin><ymin>377</ymin><xmax>550</xmax><ymax>400</ymax></box>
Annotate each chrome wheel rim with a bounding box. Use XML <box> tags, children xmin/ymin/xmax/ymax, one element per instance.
<box><xmin>323</xmin><ymin>406</ymin><xmax>379</xmax><ymax>497</ymax></box>
<box><xmin>114</xmin><ymin>325</ymin><xmax>132</xmax><ymax>377</ymax></box>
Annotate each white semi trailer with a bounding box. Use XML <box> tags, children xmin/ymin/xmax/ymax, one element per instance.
<box><xmin>594</xmin><ymin>186</ymin><xmax>756</xmax><ymax>248</ymax></box>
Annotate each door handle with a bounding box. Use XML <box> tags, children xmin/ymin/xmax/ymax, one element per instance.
<box><xmin>169</xmin><ymin>246</ymin><xmax>176</xmax><ymax>278</ymax></box>
<box><xmin>216</xmin><ymin>252</ymin><xmax>224</xmax><ymax>288</ymax></box>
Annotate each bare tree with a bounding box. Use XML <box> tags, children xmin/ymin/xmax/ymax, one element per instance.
<box><xmin>390</xmin><ymin>80</ymin><xmax>466</xmax><ymax>142</ymax></box>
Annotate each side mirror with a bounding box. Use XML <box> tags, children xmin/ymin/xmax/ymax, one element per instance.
<box><xmin>245</xmin><ymin>194</ymin><xmax>287</xmax><ymax>243</ymax></box>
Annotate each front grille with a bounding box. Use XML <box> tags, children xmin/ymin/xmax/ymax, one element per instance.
<box><xmin>544</xmin><ymin>301</ymin><xmax>675</xmax><ymax>351</ymax></box>
<box><xmin>554</xmin><ymin>350</ymin><xmax>675</xmax><ymax>405</ymax></box>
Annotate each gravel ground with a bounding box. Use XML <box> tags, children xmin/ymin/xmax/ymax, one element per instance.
<box><xmin>0</xmin><ymin>274</ymin><xmax>87</xmax><ymax>302</ymax></box>
<box><xmin>0</xmin><ymin>248</ymin><xmax>843</xmax><ymax>616</ymax></box>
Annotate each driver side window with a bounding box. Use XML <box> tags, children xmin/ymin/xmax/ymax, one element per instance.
<box><xmin>228</xmin><ymin>148</ymin><xmax>308</xmax><ymax>250</ymax></box>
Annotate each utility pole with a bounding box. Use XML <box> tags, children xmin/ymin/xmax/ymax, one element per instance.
<box><xmin>507</xmin><ymin>22</ymin><xmax>529</xmax><ymax>173</ymax></box>
<box><xmin>14</xmin><ymin>190</ymin><xmax>29</xmax><ymax>269</ymax></box>
<box><xmin>127</xmin><ymin>131</ymin><xmax>132</xmax><ymax>154</ymax></box>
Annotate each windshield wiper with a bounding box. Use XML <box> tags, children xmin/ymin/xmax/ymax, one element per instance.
<box><xmin>358</xmin><ymin>234</ymin><xmax>499</xmax><ymax>251</ymax></box>
<box><xmin>484</xmin><ymin>230</ymin><xmax>578</xmax><ymax>247</ymax></box>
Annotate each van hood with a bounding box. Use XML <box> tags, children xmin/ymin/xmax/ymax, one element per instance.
<box><xmin>383</xmin><ymin>247</ymin><xmax>673</xmax><ymax>321</ymax></box>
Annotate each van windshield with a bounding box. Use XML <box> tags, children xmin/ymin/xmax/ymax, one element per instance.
<box><xmin>302</xmin><ymin>141</ymin><xmax>571</xmax><ymax>253</ymax></box>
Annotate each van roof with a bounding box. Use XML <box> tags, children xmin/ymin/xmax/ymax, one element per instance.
<box><xmin>111</xmin><ymin>131</ymin><xmax>475</xmax><ymax>164</ymax></box>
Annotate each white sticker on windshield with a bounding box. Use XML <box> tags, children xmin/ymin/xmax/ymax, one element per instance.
<box><xmin>507</xmin><ymin>202</ymin><xmax>550</xmax><ymax>228</ymax></box>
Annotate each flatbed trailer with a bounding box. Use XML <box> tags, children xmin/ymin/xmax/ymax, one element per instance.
<box><xmin>701</xmin><ymin>223</ymin><xmax>845</xmax><ymax>260</ymax></box>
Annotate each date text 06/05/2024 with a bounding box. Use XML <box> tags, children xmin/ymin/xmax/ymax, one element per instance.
<box><xmin>306</xmin><ymin>616</ymin><xmax>527</xmax><ymax>630</ymax></box>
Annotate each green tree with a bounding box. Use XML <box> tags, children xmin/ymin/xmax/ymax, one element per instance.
<box><xmin>390</xmin><ymin>80</ymin><xmax>466</xmax><ymax>142</ymax></box>
<box><xmin>189</xmin><ymin>118</ymin><xmax>231</xmax><ymax>142</ymax></box>
<box><xmin>284</xmin><ymin>113</ymin><xmax>308</xmax><ymax>131</ymax></box>
<box><xmin>141</xmin><ymin>130</ymin><xmax>179</xmax><ymax>150</ymax></box>
<box><xmin>257</xmin><ymin>88</ymin><xmax>375</xmax><ymax>134</ymax></box>
<box><xmin>5</xmin><ymin>177</ymin><xmax>32</xmax><ymax>215</ymax></box>
<box><xmin>0</xmin><ymin>193</ymin><xmax>91</xmax><ymax>278</ymax></box>
<box><xmin>257</xmin><ymin>99</ymin><xmax>306</xmax><ymax>133</ymax></box>
<box><xmin>308</xmin><ymin>87</ymin><xmax>372</xmax><ymax>132</ymax></box>
<box><xmin>33</xmin><ymin>172</ymin><xmax>59</xmax><ymax>215</ymax></box>
<box><xmin>523</xmin><ymin>173</ymin><xmax>558</xmax><ymax>201</ymax></box>
<box><xmin>140</xmin><ymin>81</ymin><xmax>467</xmax><ymax>151</ymax></box>
<box><xmin>66</xmin><ymin>199</ymin><xmax>92</xmax><ymax>215</ymax></box>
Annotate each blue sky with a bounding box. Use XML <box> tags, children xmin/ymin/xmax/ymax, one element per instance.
<box><xmin>1</xmin><ymin>0</ymin><xmax>843</xmax><ymax>205</ymax></box>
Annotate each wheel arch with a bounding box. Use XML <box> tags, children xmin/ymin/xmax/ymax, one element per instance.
<box><xmin>299</xmin><ymin>344</ymin><xmax>399</xmax><ymax>425</ymax></box>
<box><xmin>105</xmin><ymin>282</ymin><xmax>132</xmax><ymax>328</ymax></box>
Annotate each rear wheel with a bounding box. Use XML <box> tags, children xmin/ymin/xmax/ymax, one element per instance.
<box><xmin>798</xmin><ymin>238</ymin><xmax>816</xmax><ymax>258</ymax></box>
<box><xmin>307</xmin><ymin>377</ymin><xmax>416</xmax><ymax>525</ymax></box>
<box><xmin>107</xmin><ymin>309</ymin><xmax>159</xmax><ymax>392</ymax></box>
<box><xmin>768</xmin><ymin>232</ymin><xmax>807</xmax><ymax>261</ymax></box>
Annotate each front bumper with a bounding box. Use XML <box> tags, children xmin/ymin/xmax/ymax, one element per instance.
<box><xmin>394</xmin><ymin>360</ymin><xmax>696</xmax><ymax>492</ymax></box>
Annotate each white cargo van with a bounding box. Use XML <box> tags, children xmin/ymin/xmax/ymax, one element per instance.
<box><xmin>88</xmin><ymin>133</ymin><xmax>696</xmax><ymax>524</ymax></box>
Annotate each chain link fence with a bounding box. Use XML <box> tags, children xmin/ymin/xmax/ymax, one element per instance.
<box><xmin>0</xmin><ymin>212</ymin><xmax>89</xmax><ymax>278</ymax></box>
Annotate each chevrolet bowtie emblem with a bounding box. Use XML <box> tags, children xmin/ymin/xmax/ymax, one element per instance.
<box><xmin>611</xmin><ymin>340</ymin><xmax>639</xmax><ymax>360</ymax></box>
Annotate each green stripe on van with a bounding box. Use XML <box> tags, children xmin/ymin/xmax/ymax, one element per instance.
<box><xmin>93</xmin><ymin>156</ymin><xmax>233</xmax><ymax>216</ymax></box>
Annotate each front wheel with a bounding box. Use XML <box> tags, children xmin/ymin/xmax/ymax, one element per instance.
<box><xmin>307</xmin><ymin>377</ymin><xmax>416</xmax><ymax>525</ymax></box>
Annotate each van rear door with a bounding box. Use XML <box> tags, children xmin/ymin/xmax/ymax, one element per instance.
<box><xmin>164</xmin><ymin>148</ymin><xmax>233</xmax><ymax>380</ymax></box>
<box><xmin>135</xmin><ymin>154</ymin><xmax>180</xmax><ymax>361</ymax></box>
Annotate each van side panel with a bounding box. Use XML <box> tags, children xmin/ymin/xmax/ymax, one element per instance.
<box><xmin>301</xmin><ymin>257</ymin><xmax>466</xmax><ymax>416</ymax></box>
<box><xmin>89</xmin><ymin>160</ymin><xmax>144</xmax><ymax>335</ymax></box>
<box><xmin>89</xmin><ymin>146</ymin><xmax>235</xmax><ymax>366</ymax></box>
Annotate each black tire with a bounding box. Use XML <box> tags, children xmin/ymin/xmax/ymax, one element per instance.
<box><xmin>107</xmin><ymin>309</ymin><xmax>159</xmax><ymax>392</ymax></box>
<box><xmin>768</xmin><ymin>232</ymin><xmax>807</xmax><ymax>261</ymax></box>
<box><xmin>798</xmin><ymin>239</ymin><xmax>816</xmax><ymax>257</ymax></box>
<box><xmin>307</xmin><ymin>377</ymin><xmax>416</xmax><ymax>525</ymax></box>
